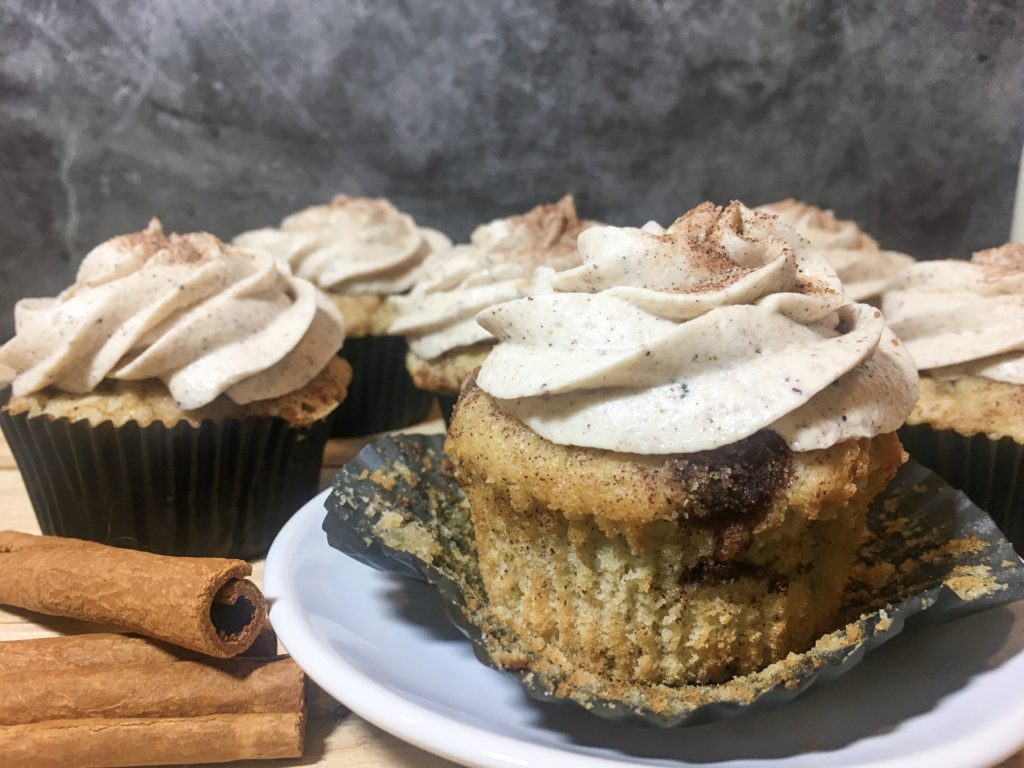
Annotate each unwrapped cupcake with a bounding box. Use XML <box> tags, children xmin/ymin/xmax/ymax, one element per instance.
<box><xmin>0</xmin><ymin>220</ymin><xmax>351</xmax><ymax>557</ymax></box>
<box><xmin>883</xmin><ymin>243</ymin><xmax>1024</xmax><ymax>549</ymax></box>
<box><xmin>759</xmin><ymin>199</ymin><xmax>913</xmax><ymax>302</ymax></box>
<box><xmin>446</xmin><ymin>201</ymin><xmax>918</xmax><ymax>686</ymax></box>
<box><xmin>235</xmin><ymin>196</ymin><xmax>450</xmax><ymax>435</ymax></box>
<box><xmin>388</xmin><ymin>196</ymin><xmax>587</xmax><ymax>421</ymax></box>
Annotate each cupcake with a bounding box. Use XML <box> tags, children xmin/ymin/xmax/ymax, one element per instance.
<box><xmin>882</xmin><ymin>243</ymin><xmax>1024</xmax><ymax>548</ymax></box>
<box><xmin>0</xmin><ymin>220</ymin><xmax>351</xmax><ymax>558</ymax></box>
<box><xmin>759</xmin><ymin>199</ymin><xmax>914</xmax><ymax>302</ymax></box>
<box><xmin>446</xmin><ymin>201</ymin><xmax>917</xmax><ymax>687</ymax></box>
<box><xmin>235</xmin><ymin>196</ymin><xmax>450</xmax><ymax>435</ymax></box>
<box><xmin>388</xmin><ymin>196</ymin><xmax>587</xmax><ymax>422</ymax></box>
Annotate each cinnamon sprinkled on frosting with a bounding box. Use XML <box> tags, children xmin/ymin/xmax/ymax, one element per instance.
<box><xmin>234</xmin><ymin>195</ymin><xmax>450</xmax><ymax>295</ymax></box>
<box><xmin>389</xmin><ymin>196</ymin><xmax>588</xmax><ymax>360</ymax></box>
<box><xmin>475</xmin><ymin>201</ymin><xmax>918</xmax><ymax>454</ymax></box>
<box><xmin>759</xmin><ymin>199</ymin><xmax>913</xmax><ymax>301</ymax></box>
<box><xmin>0</xmin><ymin>220</ymin><xmax>344</xmax><ymax>409</ymax></box>
<box><xmin>882</xmin><ymin>242</ymin><xmax>1024</xmax><ymax>384</ymax></box>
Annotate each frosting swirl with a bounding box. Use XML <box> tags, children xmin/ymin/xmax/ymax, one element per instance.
<box><xmin>388</xmin><ymin>196</ymin><xmax>586</xmax><ymax>360</ymax></box>
<box><xmin>881</xmin><ymin>243</ymin><xmax>1024</xmax><ymax>384</ymax></box>
<box><xmin>233</xmin><ymin>195</ymin><xmax>450</xmax><ymax>295</ymax></box>
<box><xmin>0</xmin><ymin>220</ymin><xmax>344</xmax><ymax>409</ymax></box>
<box><xmin>475</xmin><ymin>202</ymin><xmax>918</xmax><ymax>454</ymax></box>
<box><xmin>759</xmin><ymin>199</ymin><xmax>914</xmax><ymax>301</ymax></box>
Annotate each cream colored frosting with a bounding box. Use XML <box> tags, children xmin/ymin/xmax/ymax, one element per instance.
<box><xmin>475</xmin><ymin>202</ymin><xmax>918</xmax><ymax>454</ymax></box>
<box><xmin>882</xmin><ymin>243</ymin><xmax>1024</xmax><ymax>384</ymax></box>
<box><xmin>0</xmin><ymin>220</ymin><xmax>344</xmax><ymax>410</ymax></box>
<box><xmin>234</xmin><ymin>195</ymin><xmax>450</xmax><ymax>295</ymax></box>
<box><xmin>388</xmin><ymin>196</ymin><xmax>586</xmax><ymax>360</ymax></box>
<box><xmin>759</xmin><ymin>199</ymin><xmax>914</xmax><ymax>301</ymax></box>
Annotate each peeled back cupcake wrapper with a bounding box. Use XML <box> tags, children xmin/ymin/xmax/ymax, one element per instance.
<box><xmin>322</xmin><ymin>434</ymin><xmax>1024</xmax><ymax>727</ymax></box>
<box><xmin>329</xmin><ymin>335</ymin><xmax>434</xmax><ymax>437</ymax></box>
<box><xmin>899</xmin><ymin>424</ymin><xmax>1024</xmax><ymax>555</ymax></box>
<box><xmin>0</xmin><ymin>401</ymin><xmax>330</xmax><ymax>559</ymax></box>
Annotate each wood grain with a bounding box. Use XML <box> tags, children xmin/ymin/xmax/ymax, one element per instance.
<box><xmin>0</xmin><ymin>427</ymin><xmax>1020</xmax><ymax>768</ymax></box>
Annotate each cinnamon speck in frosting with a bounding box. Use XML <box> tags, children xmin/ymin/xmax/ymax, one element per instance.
<box><xmin>0</xmin><ymin>219</ymin><xmax>345</xmax><ymax>409</ymax></box>
<box><xmin>474</xmin><ymin>201</ymin><xmax>918</xmax><ymax>454</ymax></box>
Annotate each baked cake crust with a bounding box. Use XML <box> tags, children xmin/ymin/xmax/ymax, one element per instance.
<box><xmin>5</xmin><ymin>356</ymin><xmax>352</xmax><ymax>429</ymax></box>
<box><xmin>446</xmin><ymin>379</ymin><xmax>905</xmax><ymax>685</ymax></box>
<box><xmin>405</xmin><ymin>344</ymin><xmax>491</xmax><ymax>396</ymax></box>
<box><xmin>908</xmin><ymin>373</ymin><xmax>1024</xmax><ymax>444</ymax></box>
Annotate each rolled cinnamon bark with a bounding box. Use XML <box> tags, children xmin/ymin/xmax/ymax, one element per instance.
<box><xmin>0</xmin><ymin>657</ymin><xmax>302</xmax><ymax>724</ymax></box>
<box><xmin>0</xmin><ymin>714</ymin><xmax>304</xmax><ymax>768</ymax></box>
<box><xmin>0</xmin><ymin>531</ymin><xmax>266</xmax><ymax>657</ymax></box>
<box><xmin>0</xmin><ymin>634</ymin><xmax>306</xmax><ymax>766</ymax></box>
<box><xmin>0</xmin><ymin>631</ymin><xmax>279</xmax><ymax>671</ymax></box>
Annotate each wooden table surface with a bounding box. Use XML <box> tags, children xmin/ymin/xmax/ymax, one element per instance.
<box><xmin>0</xmin><ymin>424</ymin><xmax>1021</xmax><ymax>768</ymax></box>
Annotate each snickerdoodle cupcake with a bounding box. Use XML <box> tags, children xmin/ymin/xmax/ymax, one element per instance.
<box><xmin>388</xmin><ymin>196</ymin><xmax>587</xmax><ymax>422</ymax></box>
<box><xmin>235</xmin><ymin>196</ymin><xmax>450</xmax><ymax>435</ymax></box>
<box><xmin>446</xmin><ymin>201</ymin><xmax>916</xmax><ymax>688</ymax></box>
<box><xmin>882</xmin><ymin>243</ymin><xmax>1024</xmax><ymax>548</ymax></box>
<box><xmin>0</xmin><ymin>220</ymin><xmax>350</xmax><ymax>557</ymax></box>
<box><xmin>759</xmin><ymin>199</ymin><xmax>913</xmax><ymax>303</ymax></box>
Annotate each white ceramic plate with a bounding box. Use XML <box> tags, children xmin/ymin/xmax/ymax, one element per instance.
<box><xmin>265</xmin><ymin>490</ymin><xmax>1024</xmax><ymax>768</ymax></box>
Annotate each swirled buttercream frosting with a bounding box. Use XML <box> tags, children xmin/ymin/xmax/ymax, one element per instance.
<box><xmin>388</xmin><ymin>196</ymin><xmax>586</xmax><ymax>360</ymax></box>
<box><xmin>759</xmin><ymin>199</ymin><xmax>913</xmax><ymax>301</ymax></box>
<box><xmin>475</xmin><ymin>201</ymin><xmax>918</xmax><ymax>454</ymax></box>
<box><xmin>0</xmin><ymin>220</ymin><xmax>345</xmax><ymax>409</ymax></box>
<box><xmin>881</xmin><ymin>243</ymin><xmax>1024</xmax><ymax>384</ymax></box>
<box><xmin>233</xmin><ymin>195</ymin><xmax>450</xmax><ymax>295</ymax></box>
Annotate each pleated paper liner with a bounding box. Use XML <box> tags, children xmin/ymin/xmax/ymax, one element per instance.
<box><xmin>900</xmin><ymin>424</ymin><xmax>1024</xmax><ymax>554</ymax></box>
<box><xmin>0</xmin><ymin>401</ymin><xmax>330</xmax><ymax>559</ymax></box>
<box><xmin>437</xmin><ymin>394</ymin><xmax>457</xmax><ymax>426</ymax></box>
<box><xmin>322</xmin><ymin>434</ymin><xmax>1024</xmax><ymax>727</ymax></box>
<box><xmin>329</xmin><ymin>335</ymin><xmax>435</xmax><ymax>437</ymax></box>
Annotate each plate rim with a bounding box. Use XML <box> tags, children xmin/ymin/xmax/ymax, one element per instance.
<box><xmin>264</xmin><ymin>489</ymin><xmax>1024</xmax><ymax>768</ymax></box>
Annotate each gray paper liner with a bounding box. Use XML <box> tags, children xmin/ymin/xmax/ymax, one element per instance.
<box><xmin>322</xmin><ymin>434</ymin><xmax>1024</xmax><ymax>727</ymax></box>
<box><xmin>900</xmin><ymin>424</ymin><xmax>1024</xmax><ymax>554</ymax></box>
<box><xmin>1</xmin><ymin>400</ymin><xmax>330</xmax><ymax>559</ymax></box>
<box><xmin>330</xmin><ymin>335</ymin><xmax>434</xmax><ymax>437</ymax></box>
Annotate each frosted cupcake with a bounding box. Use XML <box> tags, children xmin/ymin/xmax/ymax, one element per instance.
<box><xmin>759</xmin><ymin>199</ymin><xmax>913</xmax><ymax>302</ymax></box>
<box><xmin>388</xmin><ymin>196</ymin><xmax>587</xmax><ymax>422</ymax></box>
<box><xmin>446</xmin><ymin>201</ymin><xmax>916</xmax><ymax>686</ymax></box>
<box><xmin>235</xmin><ymin>196</ymin><xmax>450</xmax><ymax>435</ymax></box>
<box><xmin>0</xmin><ymin>220</ymin><xmax>350</xmax><ymax>557</ymax></box>
<box><xmin>882</xmin><ymin>243</ymin><xmax>1024</xmax><ymax>548</ymax></box>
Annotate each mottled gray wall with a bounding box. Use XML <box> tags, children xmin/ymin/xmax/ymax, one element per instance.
<box><xmin>1</xmin><ymin>0</ymin><xmax>1022</xmax><ymax>340</ymax></box>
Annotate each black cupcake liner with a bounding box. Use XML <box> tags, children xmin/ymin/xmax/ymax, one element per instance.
<box><xmin>0</xmin><ymin>401</ymin><xmax>330</xmax><ymax>559</ymax></box>
<box><xmin>330</xmin><ymin>335</ymin><xmax>434</xmax><ymax>437</ymax></box>
<box><xmin>899</xmin><ymin>424</ymin><xmax>1024</xmax><ymax>554</ymax></box>
<box><xmin>323</xmin><ymin>434</ymin><xmax>1024</xmax><ymax>727</ymax></box>
<box><xmin>436</xmin><ymin>394</ymin><xmax>458</xmax><ymax>426</ymax></box>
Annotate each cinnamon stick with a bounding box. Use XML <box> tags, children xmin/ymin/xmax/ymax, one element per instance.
<box><xmin>0</xmin><ymin>657</ymin><xmax>302</xmax><ymax>725</ymax></box>
<box><xmin>0</xmin><ymin>531</ymin><xmax>266</xmax><ymax>657</ymax></box>
<box><xmin>0</xmin><ymin>714</ymin><xmax>304</xmax><ymax>768</ymax></box>
<box><xmin>0</xmin><ymin>631</ymin><xmax>279</xmax><ymax>671</ymax></box>
<box><xmin>0</xmin><ymin>633</ymin><xmax>306</xmax><ymax>766</ymax></box>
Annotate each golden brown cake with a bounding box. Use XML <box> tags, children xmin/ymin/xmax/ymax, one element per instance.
<box><xmin>446</xmin><ymin>201</ymin><xmax>918</xmax><ymax>687</ymax></box>
<box><xmin>883</xmin><ymin>242</ymin><xmax>1024</xmax><ymax>546</ymax></box>
<box><xmin>0</xmin><ymin>220</ymin><xmax>349</xmax><ymax>557</ymax></box>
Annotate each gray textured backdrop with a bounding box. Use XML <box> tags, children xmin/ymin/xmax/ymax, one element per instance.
<box><xmin>2</xmin><ymin>0</ymin><xmax>1022</xmax><ymax>340</ymax></box>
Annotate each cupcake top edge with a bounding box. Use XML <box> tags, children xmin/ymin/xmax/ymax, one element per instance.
<box><xmin>388</xmin><ymin>195</ymin><xmax>591</xmax><ymax>361</ymax></box>
<box><xmin>0</xmin><ymin>219</ymin><xmax>345</xmax><ymax>411</ymax></box>
<box><xmin>474</xmin><ymin>200</ymin><xmax>919</xmax><ymax>455</ymax></box>
<box><xmin>757</xmin><ymin>199</ymin><xmax>914</xmax><ymax>302</ymax></box>
<box><xmin>881</xmin><ymin>242</ymin><xmax>1024</xmax><ymax>384</ymax></box>
<box><xmin>233</xmin><ymin>195</ymin><xmax>450</xmax><ymax>296</ymax></box>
